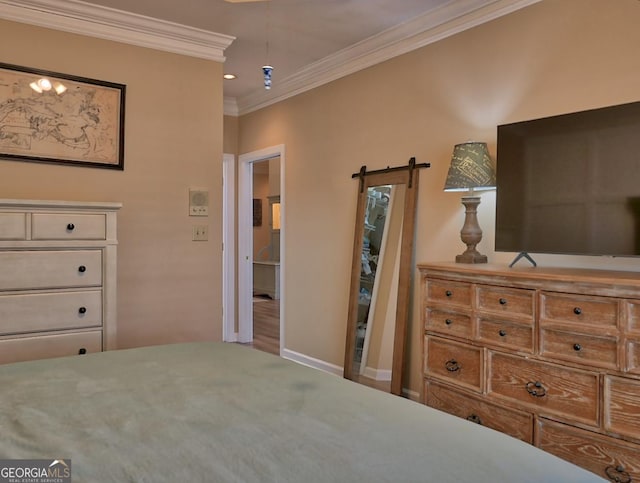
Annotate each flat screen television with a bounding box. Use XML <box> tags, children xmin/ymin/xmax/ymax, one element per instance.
<box><xmin>495</xmin><ymin>101</ymin><xmax>640</xmax><ymax>258</ymax></box>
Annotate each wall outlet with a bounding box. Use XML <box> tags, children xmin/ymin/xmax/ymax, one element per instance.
<box><xmin>192</xmin><ymin>224</ymin><xmax>208</xmax><ymax>241</ymax></box>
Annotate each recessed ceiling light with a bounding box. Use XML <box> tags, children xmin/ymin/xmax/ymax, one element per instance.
<box><xmin>223</xmin><ymin>74</ymin><xmax>237</xmax><ymax>80</ymax></box>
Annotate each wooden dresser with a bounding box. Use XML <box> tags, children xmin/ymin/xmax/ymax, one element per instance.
<box><xmin>419</xmin><ymin>262</ymin><xmax>640</xmax><ymax>482</ymax></box>
<box><xmin>0</xmin><ymin>199</ymin><xmax>121</xmax><ymax>364</ymax></box>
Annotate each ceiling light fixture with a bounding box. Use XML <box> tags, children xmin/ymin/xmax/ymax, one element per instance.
<box><xmin>262</xmin><ymin>0</ymin><xmax>273</xmax><ymax>90</ymax></box>
<box><xmin>223</xmin><ymin>74</ymin><xmax>237</xmax><ymax>80</ymax></box>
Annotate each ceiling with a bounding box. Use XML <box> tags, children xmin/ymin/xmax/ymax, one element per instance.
<box><xmin>0</xmin><ymin>0</ymin><xmax>538</xmax><ymax>114</ymax></box>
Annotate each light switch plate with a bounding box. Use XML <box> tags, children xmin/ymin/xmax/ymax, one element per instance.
<box><xmin>192</xmin><ymin>225</ymin><xmax>208</xmax><ymax>241</ymax></box>
<box><xmin>189</xmin><ymin>189</ymin><xmax>209</xmax><ymax>216</ymax></box>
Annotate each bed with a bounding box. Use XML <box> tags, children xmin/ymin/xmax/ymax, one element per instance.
<box><xmin>0</xmin><ymin>342</ymin><xmax>605</xmax><ymax>482</ymax></box>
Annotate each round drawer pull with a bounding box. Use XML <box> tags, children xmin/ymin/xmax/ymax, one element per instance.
<box><xmin>466</xmin><ymin>414</ymin><xmax>482</xmax><ymax>425</ymax></box>
<box><xmin>573</xmin><ymin>307</ymin><xmax>582</xmax><ymax>315</ymax></box>
<box><xmin>78</xmin><ymin>265</ymin><xmax>87</xmax><ymax>273</ymax></box>
<box><xmin>525</xmin><ymin>381</ymin><xmax>547</xmax><ymax>398</ymax></box>
<box><xmin>499</xmin><ymin>298</ymin><xmax>507</xmax><ymax>305</ymax></box>
<box><xmin>573</xmin><ymin>343</ymin><xmax>582</xmax><ymax>352</ymax></box>
<box><xmin>605</xmin><ymin>465</ymin><xmax>631</xmax><ymax>483</ymax></box>
<box><xmin>445</xmin><ymin>290</ymin><xmax>453</xmax><ymax>297</ymax></box>
<box><xmin>66</xmin><ymin>223</ymin><xmax>75</xmax><ymax>231</ymax></box>
<box><xmin>445</xmin><ymin>319</ymin><xmax>453</xmax><ymax>326</ymax></box>
<box><xmin>499</xmin><ymin>329</ymin><xmax>507</xmax><ymax>337</ymax></box>
<box><xmin>445</xmin><ymin>359</ymin><xmax>461</xmax><ymax>372</ymax></box>
<box><xmin>78</xmin><ymin>306</ymin><xmax>87</xmax><ymax>315</ymax></box>
<box><xmin>78</xmin><ymin>348</ymin><xmax>87</xmax><ymax>355</ymax></box>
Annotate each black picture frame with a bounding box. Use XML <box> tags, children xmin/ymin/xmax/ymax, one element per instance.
<box><xmin>0</xmin><ymin>62</ymin><xmax>126</xmax><ymax>170</ymax></box>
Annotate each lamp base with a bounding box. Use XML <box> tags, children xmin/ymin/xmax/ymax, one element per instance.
<box><xmin>456</xmin><ymin>251</ymin><xmax>488</xmax><ymax>264</ymax></box>
<box><xmin>455</xmin><ymin>195</ymin><xmax>488</xmax><ymax>264</ymax></box>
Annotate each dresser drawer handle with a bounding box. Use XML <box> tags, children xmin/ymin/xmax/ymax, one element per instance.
<box><xmin>78</xmin><ymin>265</ymin><xmax>87</xmax><ymax>273</ymax></box>
<box><xmin>445</xmin><ymin>359</ymin><xmax>461</xmax><ymax>372</ymax></box>
<box><xmin>605</xmin><ymin>465</ymin><xmax>631</xmax><ymax>483</ymax></box>
<box><xmin>499</xmin><ymin>298</ymin><xmax>507</xmax><ymax>305</ymax></box>
<box><xmin>445</xmin><ymin>290</ymin><xmax>453</xmax><ymax>297</ymax></box>
<box><xmin>78</xmin><ymin>306</ymin><xmax>87</xmax><ymax>315</ymax></box>
<box><xmin>573</xmin><ymin>307</ymin><xmax>582</xmax><ymax>315</ymax></box>
<box><xmin>466</xmin><ymin>414</ymin><xmax>482</xmax><ymax>425</ymax></box>
<box><xmin>445</xmin><ymin>319</ymin><xmax>453</xmax><ymax>326</ymax></box>
<box><xmin>499</xmin><ymin>329</ymin><xmax>507</xmax><ymax>337</ymax></box>
<box><xmin>78</xmin><ymin>348</ymin><xmax>87</xmax><ymax>355</ymax></box>
<box><xmin>525</xmin><ymin>381</ymin><xmax>547</xmax><ymax>398</ymax></box>
<box><xmin>67</xmin><ymin>223</ymin><xmax>75</xmax><ymax>231</ymax></box>
<box><xmin>573</xmin><ymin>343</ymin><xmax>582</xmax><ymax>352</ymax></box>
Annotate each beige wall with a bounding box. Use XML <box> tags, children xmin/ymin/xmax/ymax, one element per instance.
<box><xmin>253</xmin><ymin>171</ymin><xmax>270</xmax><ymax>259</ymax></box>
<box><xmin>0</xmin><ymin>20</ymin><xmax>224</xmax><ymax>348</ymax></box>
<box><xmin>237</xmin><ymin>0</ymin><xmax>640</xmax><ymax>395</ymax></box>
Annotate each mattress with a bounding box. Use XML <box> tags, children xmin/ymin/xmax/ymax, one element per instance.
<box><xmin>0</xmin><ymin>342</ymin><xmax>605</xmax><ymax>482</ymax></box>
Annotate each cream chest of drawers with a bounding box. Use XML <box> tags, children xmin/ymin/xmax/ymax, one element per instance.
<box><xmin>0</xmin><ymin>199</ymin><xmax>121</xmax><ymax>364</ymax></box>
<box><xmin>420</xmin><ymin>262</ymin><xmax>640</xmax><ymax>482</ymax></box>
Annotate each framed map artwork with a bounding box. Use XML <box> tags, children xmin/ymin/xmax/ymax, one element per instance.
<box><xmin>0</xmin><ymin>63</ymin><xmax>126</xmax><ymax>170</ymax></box>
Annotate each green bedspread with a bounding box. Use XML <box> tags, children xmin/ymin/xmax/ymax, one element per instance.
<box><xmin>0</xmin><ymin>342</ymin><xmax>605</xmax><ymax>482</ymax></box>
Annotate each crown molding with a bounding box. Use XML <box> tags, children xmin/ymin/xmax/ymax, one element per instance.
<box><xmin>0</xmin><ymin>0</ymin><xmax>235</xmax><ymax>62</ymax></box>
<box><xmin>235</xmin><ymin>0</ymin><xmax>540</xmax><ymax>115</ymax></box>
<box><xmin>224</xmin><ymin>97</ymin><xmax>239</xmax><ymax>117</ymax></box>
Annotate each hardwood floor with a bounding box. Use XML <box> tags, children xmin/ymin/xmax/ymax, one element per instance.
<box><xmin>249</xmin><ymin>296</ymin><xmax>280</xmax><ymax>355</ymax></box>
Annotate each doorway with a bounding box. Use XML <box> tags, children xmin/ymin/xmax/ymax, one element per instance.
<box><xmin>238</xmin><ymin>145</ymin><xmax>285</xmax><ymax>355</ymax></box>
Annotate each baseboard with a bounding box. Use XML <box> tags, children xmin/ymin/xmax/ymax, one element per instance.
<box><xmin>281</xmin><ymin>348</ymin><xmax>343</xmax><ymax>376</ymax></box>
<box><xmin>282</xmin><ymin>348</ymin><xmax>421</xmax><ymax>400</ymax></box>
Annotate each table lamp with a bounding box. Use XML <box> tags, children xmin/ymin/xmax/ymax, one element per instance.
<box><xmin>444</xmin><ymin>141</ymin><xmax>496</xmax><ymax>263</ymax></box>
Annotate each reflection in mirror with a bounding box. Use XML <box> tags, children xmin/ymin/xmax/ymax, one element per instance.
<box><xmin>355</xmin><ymin>185</ymin><xmax>405</xmax><ymax>385</ymax></box>
<box><xmin>344</xmin><ymin>162</ymin><xmax>425</xmax><ymax>396</ymax></box>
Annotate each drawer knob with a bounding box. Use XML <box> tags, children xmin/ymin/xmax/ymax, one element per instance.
<box><xmin>499</xmin><ymin>329</ymin><xmax>507</xmax><ymax>337</ymax></box>
<box><xmin>67</xmin><ymin>223</ymin><xmax>75</xmax><ymax>231</ymax></box>
<box><xmin>445</xmin><ymin>319</ymin><xmax>453</xmax><ymax>326</ymax></box>
<box><xmin>499</xmin><ymin>298</ymin><xmax>507</xmax><ymax>305</ymax></box>
<box><xmin>573</xmin><ymin>307</ymin><xmax>582</xmax><ymax>315</ymax></box>
<box><xmin>78</xmin><ymin>306</ymin><xmax>87</xmax><ymax>315</ymax></box>
<box><xmin>445</xmin><ymin>290</ymin><xmax>453</xmax><ymax>297</ymax></box>
<box><xmin>445</xmin><ymin>359</ymin><xmax>461</xmax><ymax>372</ymax></box>
<box><xmin>573</xmin><ymin>343</ymin><xmax>582</xmax><ymax>352</ymax></box>
<box><xmin>466</xmin><ymin>414</ymin><xmax>482</xmax><ymax>425</ymax></box>
<box><xmin>605</xmin><ymin>465</ymin><xmax>631</xmax><ymax>483</ymax></box>
<box><xmin>78</xmin><ymin>348</ymin><xmax>87</xmax><ymax>355</ymax></box>
<box><xmin>525</xmin><ymin>381</ymin><xmax>547</xmax><ymax>398</ymax></box>
<box><xmin>78</xmin><ymin>265</ymin><xmax>87</xmax><ymax>273</ymax></box>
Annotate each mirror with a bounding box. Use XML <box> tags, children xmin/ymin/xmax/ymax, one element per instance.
<box><xmin>344</xmin><ymin>167</ymin><xmax>420</xmax><ymax>396</ymax></box>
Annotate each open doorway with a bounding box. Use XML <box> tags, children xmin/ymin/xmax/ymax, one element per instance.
<box><xmin>238</xmin><ymin>145</ymin><xmax>285</xmax><ymax>355</ymax></box>
<box><xmin>251</xmin><ymin>158</ymin><xmax>280</xmax><ymax>355</ymax></box>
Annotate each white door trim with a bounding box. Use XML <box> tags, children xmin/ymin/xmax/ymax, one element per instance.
<box><xmin>222</xmin><ymin>153</ymin><xmax>236</xmax><ymax>342</ymax></box>
<box><xmin>238</xmin><ymin>145</ymin><xmax>285</xmax><ymax>353</ymax></box>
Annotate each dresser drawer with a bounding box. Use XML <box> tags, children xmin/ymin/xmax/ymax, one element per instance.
<box><xmin>0</xmin><ymin>330</ymin><xmax>102</xmax><ymax>364</ymax></box>
<box><xmin>537</xmin><ymin>418</ymin><xmax>640</xmax><ymax>483</ymax></box>
<box><xmin>425</xmin><ymin>279</ymin><xmax>471</xmax><ymax>308</ymax></box>
<box><xmin>540</xmin><ymin>327</ymin><xmax>618</xmax><ymax>370</ymax></box>
<box><xmin>32</xmin><ymin>213</ymin><xmax>106</xmax><ymax>240</ymax></box>
<box><xmin>605</xmin><ymin>375</ymin><xmax>640</xmax><ymax>441</ymax></box>
<box><xmin>478</xmin><ymin>317</ymin><xmax>534</xmax><ymax>353</ymax></box>
<box><xmin>627</xmin><ymin>339</ymin><xmax>640</xmax><ymax>374</ymax></box>
<box><xmin>425</xmin><ymin>308</ymin><xmax>473</xmax><ymax>339</ymax></box>
<box><xmin>0</xmin><ymin>250</ymin><xmax>102</xmax><ymax>290</ymax></box>
<box><xmin>424</xmin><ymin>336</ymin><xmax>483</xmax><ymax>392</ymax></box>
<box><xmin>425</xmin><ymin>380</ymin><xmax>533</xmax><ymax>443</ymax></box>
<box><xmin>541</xmin><ymin>292</ymin><xmax>618</xmax><ymax>327</ymax></box>
<box><xmin>477</xmin><ymin>285</ymin><xmax>535</xmax><ymax>318</ymax></box>
<box><xmin>626</xmin><ymin>300</ymin><xmax>640</xmax><ymax>335</ymax></box>
<box><xmin>0</xmin><ymin>290</ymin><xmax>102</xmax><ymax>335</ymax></box>
<box><xmin>489</xmin><ymin>351</ymin><xmax>599</xmax><ymax>426</ymax></box>
<box><xmin>0</xmin><ymin>213</ymin><xmax>26</xmax><ymax>240</ymax></box>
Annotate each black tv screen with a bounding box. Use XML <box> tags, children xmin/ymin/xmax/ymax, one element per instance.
<box><xmin>495</xmin><ymin>101</ymin><xmax>640</xmax><ymax>257</ymax></box>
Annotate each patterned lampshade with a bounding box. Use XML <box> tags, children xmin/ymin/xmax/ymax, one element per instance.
<box><xmin>443</xmin><ymin>142</ymin><xmax>496</xmax><ymax>192</ymax></box>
